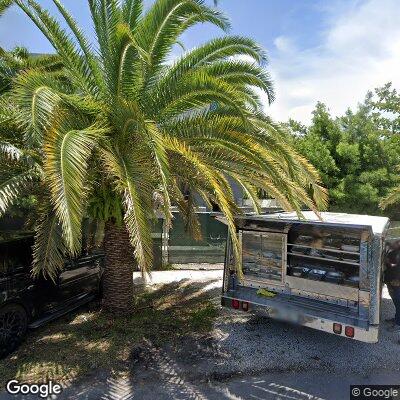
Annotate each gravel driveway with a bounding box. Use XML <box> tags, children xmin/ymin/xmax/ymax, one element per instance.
<box><xmin>210</xmin><ymin>288</ymin><xmax>400</xmax><ymax>376</ymax></box>
<box><xmin>134</xmin><ymin>268</ymin><xmax>400</xmax><ymax>379</ymax></box>
<box><xmin>56</xmin><ymin>272</ymin><xmax>400</xmax><ymax>400</ymax></box>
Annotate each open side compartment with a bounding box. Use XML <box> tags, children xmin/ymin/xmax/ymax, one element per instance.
<box><xmin>286</xmin><ymin>224</ymin><xmax>362</xmax><ymax>292</ymax></box>
<box><xmin>238</xmin><ymin>223</ymin><xmax>372</xmax><ymax>309</ymax></box>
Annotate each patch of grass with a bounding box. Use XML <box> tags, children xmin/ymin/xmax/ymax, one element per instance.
<box><xmin>189</xmin><ymin>302</ymin><xmax>219</xmax><ymax>331</ymax></box>
<box><xmin>0</xmin><ymin>280</ymin><xmax>220</xmax><ymax>389</ymax></box>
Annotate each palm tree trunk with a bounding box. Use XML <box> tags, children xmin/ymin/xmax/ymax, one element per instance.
<box><xmin>102</xmin><ymin>221</ymin><xmax>135</xmax><ymax>314</ymax></box>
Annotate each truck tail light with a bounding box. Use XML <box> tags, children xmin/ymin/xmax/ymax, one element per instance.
<box><xmin>333</xmin><ymin>323</ymin><xmax>342</xmax><ymax>334</ymax></box>
<box><xmin>232</xmin><ymin>299</ymin><xmax>240</xmax><ymax>309</ymax></box>
<box><xmin>242</xmin><ymin>301</ymin><xmax>249</xmax><ymax>311</ymax></box>
<box><xmin>345</xmin><ymin>326</ymin><xmax>355</xmax><ymax>338</ymax></box>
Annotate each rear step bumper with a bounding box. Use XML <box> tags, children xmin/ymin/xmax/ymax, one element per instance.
<box><xmin>222</xmin><ymin>291</ymin><xmax>379</xmax><ymax>343</ymax></box>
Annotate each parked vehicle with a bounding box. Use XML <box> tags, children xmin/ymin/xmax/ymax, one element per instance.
<box><xmin>220</xmin><ymin>212</ymin><xmax>392</xmax><ymax>342</ymax></box>
<box><xmin>0</xmin><ymin>234</ymin><xmax>104</xmax><ymax>358</ymax></box>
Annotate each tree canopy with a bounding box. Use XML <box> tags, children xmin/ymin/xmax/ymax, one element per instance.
<box><xmin>289</xmin><ymin>91</ymin><xmax>400</xmax><ymax>218</ymax></box>
<box><xmin>0</xmin><ymin>0</ymin><xmax>326</xmax><ymax>281</ymax></box>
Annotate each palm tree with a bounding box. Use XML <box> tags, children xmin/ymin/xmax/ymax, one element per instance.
<box><xmin>0</xmin><ymin>1</ymin><xmax>62</xmax><ymax>94</ymax></box>
<box><xmin>0</xmin><ymin>0</ymin><xmax>327</xmax><ymax>314</ymax></box>
<box><xmin>0</xmin><ymin>47</ymin><xmax>62</xmax><ymax>95</ymax></box>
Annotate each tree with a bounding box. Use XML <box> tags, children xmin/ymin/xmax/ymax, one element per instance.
<box><xmin>373</xmin><ymin>82</ymin><xmax>400</xmax><ymax>134</ymax></box>
<box><xmin>291</xmin><ymin>96</ymin><xmax>400</xmax><ymax>216</ymax></box>
<box><xmin>0</xmin><ymin>0</ymin><xmax>326</xmax><ymax>314</ymax></box>
<box><xmin>293</xmin><ymin>103</ymin><xmax>340</xmax><ymax>190</ymax></box>
<box><xmin>0</xmin><ymin>47</ymin><xmax>62</xmax><ymax>95</ymax></box>
<box><xmin>375</xmin><ymin>83</ymin><xmax>400</xmax><ymax>210</ymax></box>
<box><xmin>0</xmin><ymin>47</ymin><xmax>64</xmax><ymax>224</ymax></box>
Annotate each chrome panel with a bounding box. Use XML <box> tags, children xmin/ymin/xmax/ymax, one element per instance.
<box><xmin>369</xmin><ymin>234</ymin><xmax>385</xmax><ymax>324</ymax></box>
<box><xmin>240</xmin><ymin>230</ymin><xmax>287</xmax><ymax>287</ymax></box>
<box><xmin>359</xmin><ymin>240</ymin><xmax>370</xmax><ymax>291</ymax></box>
<box><xmin>359</xmin><ymin>290</ymin><xmax>371</xmax><ymax>308</ymax></box>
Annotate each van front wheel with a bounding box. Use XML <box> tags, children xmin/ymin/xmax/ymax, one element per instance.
<box><xmin>0</xmin><ymin>304</ymin><xmax>28</xmax><ymax>358</ymax></box>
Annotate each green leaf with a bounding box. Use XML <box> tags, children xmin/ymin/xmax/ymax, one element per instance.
<box><xmin>122</xmin><ymin>0</ymin><xmax>143</xmax><ymax>30</ymax></box>
<box><xmin>0</xmin><ymin>170</ymin><xmax>36</xmax><ymax>217</ymax></box>
<box><xmin>0</xmin><ymin>0</ymin><xmax>12</xmax><ymax>17</ymax></box>
<box><xmin>32</xmin><ymin>201</ymin><xmax>68</xmax><ymax>281</ymax></box>
<box><xmin>100</xmin><ymin>146</ymin><xmax>154</xmax><ymax>274</ymax></box>
<box><xmin>44</xmin><ymin>118</ymin><xmax>106</xmax><ymax>255</ymax></box>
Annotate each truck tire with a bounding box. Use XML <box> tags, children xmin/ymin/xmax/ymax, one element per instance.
<box><xmin>0</xmin><ymin>304</ymin><xmax>28</xmax><ymax>359</ymax></box>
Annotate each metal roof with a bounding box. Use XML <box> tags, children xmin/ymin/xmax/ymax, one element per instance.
<box><xmin>259</xmin><ymin>212</ymin><xmax>390</xmax><ymax>235</ymax></box>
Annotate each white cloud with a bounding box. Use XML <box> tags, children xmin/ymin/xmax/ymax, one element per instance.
<box><xmin>267</xmin><ymin>0</ymin><xmax>400</xmax><ymax>124</ymax></box>
<box><xmin>273</xmin><ymin>36</ymin><xmax>295</xmax><ymax>54</ymax></box>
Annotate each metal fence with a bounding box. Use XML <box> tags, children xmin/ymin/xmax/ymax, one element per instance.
<box><xmin>152</xmin><ymin>212</ymin><xmax>227</xmax><ymax>268</ymax></box>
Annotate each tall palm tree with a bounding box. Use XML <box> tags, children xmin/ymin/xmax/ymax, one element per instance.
<box><xmin>0</xmin><ymin>0</ymin><xmax>327</xmax><ymax>314</ymax></box>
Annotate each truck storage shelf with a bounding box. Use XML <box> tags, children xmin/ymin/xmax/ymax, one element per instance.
<box><xmin>287</xmin><ymin>243</ymin><xmax>360</xmax><ymax>256</ymax></box>
<box><xmin>287</xmin><ymin>252</ymin><xmax>360</xmax><ymax>266</ymax></box>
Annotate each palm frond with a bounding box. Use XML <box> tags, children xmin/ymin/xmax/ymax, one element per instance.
<box><xmin>100</xmin><ymin>145</ymin><xmax>154</xmax><ymax>274</ymax></box>
<box><xmin>32</xmin><ymin>200</ymin><xmax>67</xmax><ymax>280</ymax></box>
<box><xmin>0</xmin><ymin>169</ymin><xmax>36</xmax><ymax>217</ymax></box>
<box><xmin>136</xmin><ymin>0</ymin><xmax>230</xmax><ymax>76</ymax></box>
<box><xmin>51</xmin><ymin>0</ymin><xmax>104</xmax><ymax>92</ymax></box>
<box><xmin>0</xmin><ymin>141</ymin><xmax>23</xmax><ymax>161</ymax></box>
<box><xmin>201</xmin><ymin>60</ymin><xmax>275</xmax><ymax>104</ymax></box>
<box><xmin>164</xmin><ymin>136</ymin><xmax>241</xmax><ymax>272</ymax></box>
<box><xmin>230</xmin><ymin>175</ymin><xmax>261</xmax><ymax>214</ymax></box>
<box><xmin>113</xmin><ymin>22</ymin><xmax>149</xmax><ymax>97</ymax></box>
<box><xmin>122</xmin><ymin>0</ymin><xmax>143</xmax><ymax>30</ymax></box>
<box><xmin>44</xmin><ymin>116</ymin><xmax>107</xmax><ymax>255</ymax></box>
<box><xmin>144</xmin><ymin>121</ymin><xmax>172</xmax><ymax>223</ymax></box>
<box><xmin>157</xmin><ymin>72</ymin><xmax>250</xmax><ymax>120</ymax></box>
<box><xmin>12</xmin><ymin>70</ymin><xmax>64</xmax><ymax>147</ymax></box>
<box><xmin>88</xmin><ymin>0</ymin><xmax>122</xmax><ymax>69</ymax></box>
<box><xmin>0</xmin><ymin>0</ymin><xmax>12</xmax><ymax>17</ymax></box>
<box><xmin>170</xmin><ymin>180</ymin><xmax>202</xmax><ymax>240</ymax></box>
<box><xmin>161</xmin><ymin>36</ymin><xmax>267</xmax><ymax>85</ymax></box>
<box><xmin>15</xmin><ymin>0</ymin><xmax>96</xmax><ymax>95</ymax></box>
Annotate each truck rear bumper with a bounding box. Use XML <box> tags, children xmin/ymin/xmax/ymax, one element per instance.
<box><xmin>222</xmin><ymin>291</ymin><xmax>379</xmax><ymax>343</ymax></box>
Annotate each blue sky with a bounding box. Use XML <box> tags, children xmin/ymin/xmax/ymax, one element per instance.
<box><xmin>1</xmin><ymin>0</ymin><xmax>399</xmax><ymax>123</ymax></box>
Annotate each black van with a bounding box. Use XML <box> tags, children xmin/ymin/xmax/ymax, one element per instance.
<box><xmin>0</xmin><ymin>234</ymin><xmax>104</xmax><ymax>358</ymax></box>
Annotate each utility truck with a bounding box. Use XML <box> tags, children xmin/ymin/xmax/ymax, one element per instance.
<box><xmin>220</xmin><ymin>212</ymin><xmax>391</xmax><ymax>342</ymax></box>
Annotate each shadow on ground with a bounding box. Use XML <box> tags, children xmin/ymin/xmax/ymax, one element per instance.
<box><xmin>1</xmin><ymin>283</ymin><xmax>400</xmax><ymax>400</ymax></box>
<box><xmin>58</xmin><ymin>296</ymin><xmax>400</xmax><ymax>400</ymax></box>
<box><xmin>0</xmin><ymin>279</ymin><xmax>221</xmax><ymax>392</ymax></box>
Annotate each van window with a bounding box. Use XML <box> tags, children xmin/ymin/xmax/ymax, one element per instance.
<box><xmin>0</xmin><ymin>237</ymin><xmax>33</xmax><ymax>275</ymax></box>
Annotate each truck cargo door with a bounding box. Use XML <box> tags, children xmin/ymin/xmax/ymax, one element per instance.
<box><xmin>241</xmin><ymin>230</ymin><xmax>287</xmax><ymax>287</ymax></box>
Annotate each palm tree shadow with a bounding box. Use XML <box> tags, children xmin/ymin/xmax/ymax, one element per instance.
<box><xmin>0</xmin><ymin>279</ymin><xmax>222</xmax><ymax>397</ymax></box>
